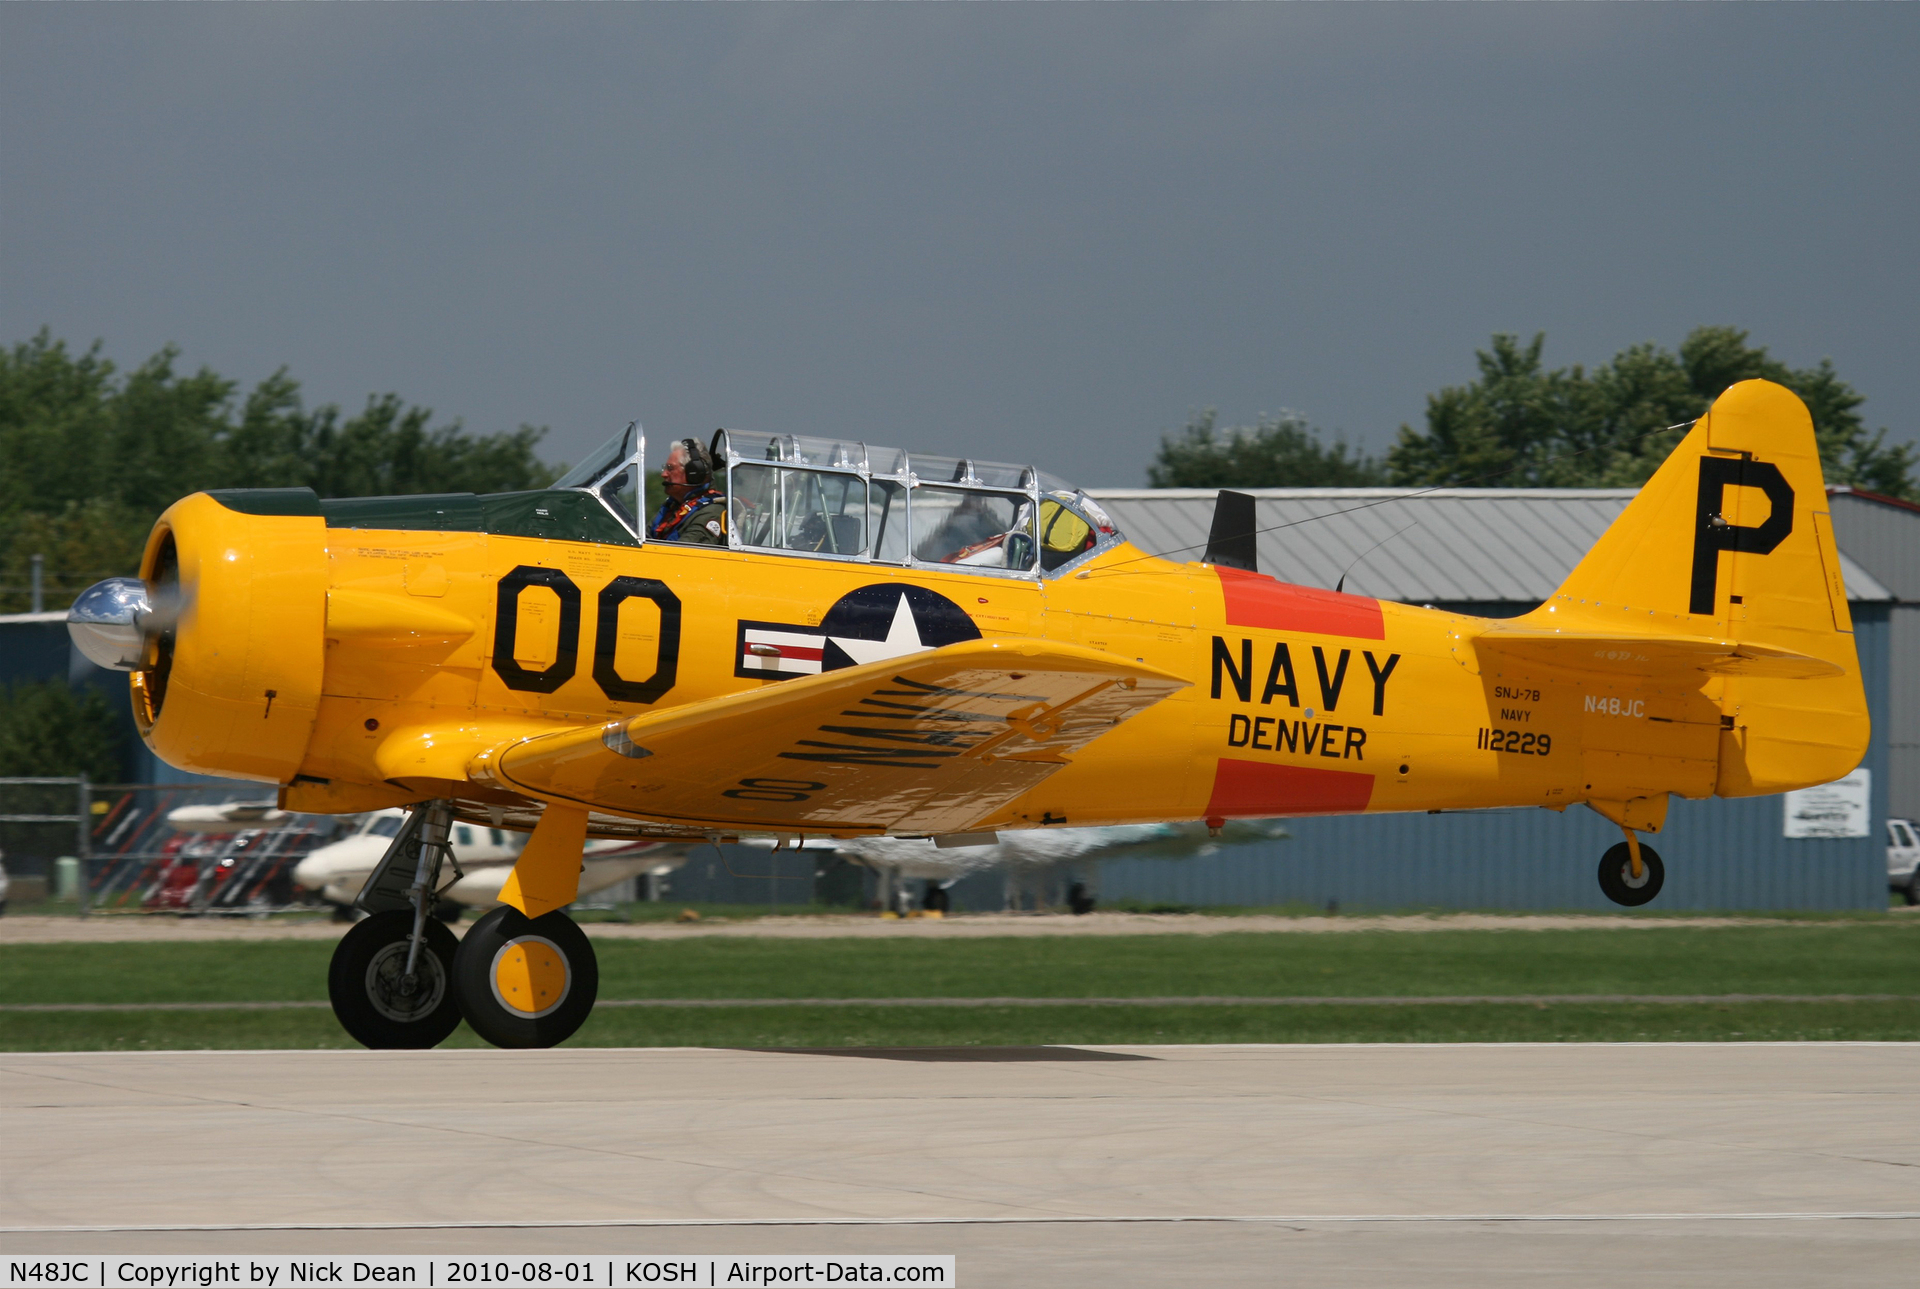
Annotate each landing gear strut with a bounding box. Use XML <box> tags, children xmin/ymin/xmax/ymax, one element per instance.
<box><xmin>1598</xmin><ymin>828</ymin><xmax>1665</xmax><ymax>907</ymax></box>
<box><xmin>327</xmin><ymin>800</ymin><xmax>466</xmax><ymax>1048</ymax></box>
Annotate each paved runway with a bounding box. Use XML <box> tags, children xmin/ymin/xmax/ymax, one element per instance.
<box><xmin>4</xmin><ymin>1044</ymin><xmax>1916</xmax><ymax>1286</ymax></box>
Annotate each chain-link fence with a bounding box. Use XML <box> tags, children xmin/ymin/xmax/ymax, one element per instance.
<box><xmin>0</xmin><ymin>778</ymin><xmax>354</xmax><ymax>917</ymax></box>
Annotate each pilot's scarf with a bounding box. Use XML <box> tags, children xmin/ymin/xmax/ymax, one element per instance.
<box><xmin>650</xmin><ymin>488</ymin><xmax>726</xmax><ymax>539</ymax></box>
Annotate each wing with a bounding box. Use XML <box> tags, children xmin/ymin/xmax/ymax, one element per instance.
<box><xmin>1475</xmin><ymin>627</ymin><xmax>1843</xmax><ymax>679</ymax></box>
<box><xmin>471</xmin><ymin>638</ymin><xmax>1188</xmax><ymax>836</ymax></box>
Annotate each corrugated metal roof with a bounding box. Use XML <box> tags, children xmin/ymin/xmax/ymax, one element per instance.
<box><xmin>1085</xmin><ymin>487</ymin><xmax>1894</xmax><ymax>604</ymax></box>
<box><xmin>1828</xmin><ymin>488</ymin><xmax>1920</xmax><ymax>602</ymax></box>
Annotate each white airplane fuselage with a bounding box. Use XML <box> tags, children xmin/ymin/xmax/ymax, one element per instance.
<box><xmin>292</xmin><ymin>812</ymin><xmax>682</xmax><ymax>909</ymax></box>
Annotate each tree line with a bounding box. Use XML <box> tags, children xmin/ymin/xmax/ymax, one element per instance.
<box><xmin>0</xmin><ymin>330</ymin><xmax>560</xmax><ymax>614</ymax></box>
<box><xmin>1149</xmin><ymin>325</ymin><xmax>1915</xmax><ymax>499</ymax></box>
<box><xmin>1</xmin><ymin>323</ymin><xmax>1911</xmax><ymax>780</ymax></box>
<box><xmin>4</xmin><ymin>324</ymin><xmax>1912</xmax><ymax>619</ymax></box>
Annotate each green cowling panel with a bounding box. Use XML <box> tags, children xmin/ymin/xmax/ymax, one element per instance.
<box><xmin>203</xmin><ymin>488</ymin><xmax>323</xmax><ymax>517</ymax></box>
<box><xmin>321</xmin><ymin>493</ymin><xmax>484</xmax><ymax>531</ymax></box>
<box><xmin>203</xmin><ymin>486</ymin><xmax>640</xmax><ymax>547</ymax></box>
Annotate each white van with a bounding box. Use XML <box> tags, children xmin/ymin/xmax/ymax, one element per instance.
<box><xmin>1890</xmin><ymin>819</ymin><xmax>1920</xmax><ymax>906</ymax></box>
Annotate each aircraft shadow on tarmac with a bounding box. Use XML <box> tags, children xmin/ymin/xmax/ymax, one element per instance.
<box><xmin>744</xmin><ymin>1046</ymin><xmax>1157</xmax><ymax>1062</ymax></box>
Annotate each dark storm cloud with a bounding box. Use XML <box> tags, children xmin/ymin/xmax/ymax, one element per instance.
<box><xmin>2</xmin><ymin>5</ymin><xmax>1914</xmax><ymax>484</ymax></box>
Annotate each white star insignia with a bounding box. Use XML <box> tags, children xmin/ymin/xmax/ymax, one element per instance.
<box><xmin>829</xmin><ymin>593</ymin><xmax>935</xmax><ymax>667</ymax></box>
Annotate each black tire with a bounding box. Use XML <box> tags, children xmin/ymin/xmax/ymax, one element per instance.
<box><xmin>452</xmin><ymin>905</ymin><xmax>599</xmax><ymax>1049</ymax></box>
<box><xmin>1598</xmin><ymin>842</ymin><xmax>1666</xmax><ymax>907</ymax></box>
<box><xmin>1904</xmin><ymin>872</ymin><xmax>1919</xmax><ymax>907</ymax></box>
<box><xmin>327</xmin><ymin>910</ymin><xmax>463</xmax><ymax>1049</ymax></box>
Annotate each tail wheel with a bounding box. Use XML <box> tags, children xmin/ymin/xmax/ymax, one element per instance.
<box><xmin>1598</xmin><ymin>842</ymin><xmax>1666</xmax><ymax>907</ymax></box>
<box><xmin>453</xmin><ymin>905</ymin><xmax>599</xmax><ymax>1049</ymax></box>
<box><xmin>327</xmin><ymin>910</ymin><xmax>463</xmax><ymax>1049</ymax></box>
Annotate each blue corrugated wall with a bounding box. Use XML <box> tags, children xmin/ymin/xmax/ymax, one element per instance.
<box><xmin>1098</xmin><ymin>606</ymin><xmax>1892</xmax><ymax>912</ymax></box>
<box><xmin>5</xmin><ymin>604</ymin><xmax>1895</xmax><ymax>913</ymax></box>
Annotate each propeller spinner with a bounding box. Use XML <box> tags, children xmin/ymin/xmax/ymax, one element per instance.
<box><xmin>67</xmin><ymin>576</ymin><xmax>190</xmax><ymax>671</ymax></box>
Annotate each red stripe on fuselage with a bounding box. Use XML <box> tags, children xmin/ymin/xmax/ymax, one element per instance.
<box><xmin>1215</xmin><ymin>567</ymin><xmax>1385</xmax><ymax>639</ymax></box>
<box><xmin>1205</xmin><ymin>758</ymin><xmax>1374</xmax><ymax>818</ymax></box>
<box><xmin>748</xmin><ymin>645</ymin><xmax>825</xmax><ymax>661</ymax></box>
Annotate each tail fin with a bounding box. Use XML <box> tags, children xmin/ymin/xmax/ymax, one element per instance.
<box><xmin>1523</xmin><ymin>379</ymin><xmax>1868</xmax><ymax>796</ymax></box>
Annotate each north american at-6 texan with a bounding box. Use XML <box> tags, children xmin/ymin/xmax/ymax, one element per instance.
<box><xmin>68</xmin><ymin>380</ymin><xmax>1869</xmax><ymax>1049</ymax></box>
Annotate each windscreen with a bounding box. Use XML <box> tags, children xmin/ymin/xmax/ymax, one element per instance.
<box><xmin>552</xmin><ymin>425</ymin><xmax>636</xmax><ymax>490</ymax></box>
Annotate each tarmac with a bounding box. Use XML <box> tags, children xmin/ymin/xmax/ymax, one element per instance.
<box><xmin>3</xmin><ymin>1044</ymin><xmax>1915</xmax><ymax>1287</ymax></box>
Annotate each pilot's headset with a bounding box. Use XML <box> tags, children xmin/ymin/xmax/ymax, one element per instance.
<box><xmin>677</xmin><ymin>438</ymin><xmax>714</xmax><ymax>489</ymax></box>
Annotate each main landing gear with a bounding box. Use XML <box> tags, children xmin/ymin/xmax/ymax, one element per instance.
<box><xmin>326</xmin><ymin>800</ymin><xmax>599</xmax><ymax>1050</ymax></box>
<box><xmin>453</xmin><ymin>905</ymin><xmax>599</xmax><ymax>1048</ymax></box>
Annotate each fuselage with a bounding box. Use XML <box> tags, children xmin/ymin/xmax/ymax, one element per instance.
<box><xmin>133</xmin><ymin>486</ymin><xmax>1727</xmax><ymax>837</ymax></box>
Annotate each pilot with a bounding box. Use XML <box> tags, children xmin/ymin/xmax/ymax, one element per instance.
<box><xmin>919</xmin><ymin>493</ymin><xmax>1006</xmax><ymax>564</ymax></box>
<box><xmin>650</xmin><ymin>438</ymin><xmax>728</xmax><ymax>545</ymax></box>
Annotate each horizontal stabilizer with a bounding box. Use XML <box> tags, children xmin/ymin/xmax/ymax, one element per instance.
<box><xmin>1475</xmin><ymin>626</ymin><xmax>1842</xmax><ymax>679</ymax></box>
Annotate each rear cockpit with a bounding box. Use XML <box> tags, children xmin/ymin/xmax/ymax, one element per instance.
<box><xmin>550</xmin><ymin>425</ymin><xmax>1123</xmax><ymax>577</ymax></box>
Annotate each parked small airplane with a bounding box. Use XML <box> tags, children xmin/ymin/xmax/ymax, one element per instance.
<box><xmin>287</xmin><ymin>810</ymin><xmax>687</xmax><ymax>916</ymax></box>
<box><xmin>832</xmin><ymin>818</ymin><xmax>1292</xmax><ymax>913</ymax></box>
<box><xmin>163</xmin><ymin>802</ymin><xmax>686</xmax><ymax>914</ymax></box>
<box><xmin>163</xmin><ymin>800</ymin><xmax>295</xmax><ymax>832</ymax></box>
<box><xmin>69</xmin><ymin>380</ymin><xmax>1868</xmax><ymax>1049</ymax></box>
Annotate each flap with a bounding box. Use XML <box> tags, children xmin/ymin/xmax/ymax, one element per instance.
<box><xmin>1475</xmin><ymin>626</ymin><xmax>1842</xmax><ymax>679</ymax></box>
<box><xmin>472</xmin><ymin>638</ymin><xmax>1188</xmax><ymax>836</ymax></box>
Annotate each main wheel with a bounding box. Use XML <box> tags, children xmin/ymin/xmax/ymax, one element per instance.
<box><xmin>327</xmin><ymin>910</ymin><xmax>463</xmax><ymax>1049</ymax></box>
<box><xmin>1598</xmin><ymin>842</ymin><xmax>1665</xmax><ymax>907</ymax></box>
<box><xmin>452</xmin><ymin>905</ymin><xmax>599</xmax><ymax>1049</ymax></box>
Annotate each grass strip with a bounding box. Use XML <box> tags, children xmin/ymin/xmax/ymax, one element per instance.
<box><xmin>4</xmin><ymin>924</ymin><xmax>1918</xmax><ymax>1006</ymax></box>
<box><xmin>3</xmin><ymin>1000</ymin><xmax>1916</xmax><ymax>1052</ymax></box>
<box><xmin>5</xmin><ymin>992</ymin><xmax>1911</xmax><ymax>1012</ymax></box>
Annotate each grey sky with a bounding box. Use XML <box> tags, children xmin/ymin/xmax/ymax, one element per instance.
<box><xmin>4</xmin><ymin>5</ymin><xmax>1915</xmax><ymax>488</ymax></box>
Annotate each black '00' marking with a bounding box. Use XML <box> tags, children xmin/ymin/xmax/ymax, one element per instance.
<box><xmin>492</xmin><ymin>566</ymin><xmax>582</xmax><ymax>693</ymax></box>
<box><xmin>593</xmin><ymin>576</ymin><xmax>681</xmax><ymax>704</ymax></box>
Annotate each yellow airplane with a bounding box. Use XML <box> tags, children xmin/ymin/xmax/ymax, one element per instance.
<box><xmin>66</xmin><ymin>379</ymin><xmax>1868</xmax><ymax>1050</ymax></box>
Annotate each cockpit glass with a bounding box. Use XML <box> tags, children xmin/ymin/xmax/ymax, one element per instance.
<box><xmin>552</xmin><ymin>425</ymin><xmax>637</xmax><ymax>490</ymax></box>
<box><xmin>913</xmin><ymin>488</ymin><xmax>1036</xmax><ymax>570</ymax></box>
<box><xmin>367</xmin><ymin>815</ymin><xmax>403</xmax><ymax>838</ymax></box>
<box><xmin>710</xmin><ymin>428</ymin><xmax>1113</xmax><ymax>574</ymax></box>
<box><xmin>599</xmin><ymin>463</ymin><xmax>641</xmax><ymax>527</ymax></box>
<box><xmin>1039</xmin><ymin>499</ymin><xmax>1095</xmax><ymax>571</ymax></box>
<box><xmin>730</xmin><ymin>464</ymin><xmax>869</xmax><ymax>555</ymax></box>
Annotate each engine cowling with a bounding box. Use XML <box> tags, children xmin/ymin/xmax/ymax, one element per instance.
<box><xmin>129</xmin><ymin>492</ymin><xmax>329</xmax><ymax>783</ymax></box>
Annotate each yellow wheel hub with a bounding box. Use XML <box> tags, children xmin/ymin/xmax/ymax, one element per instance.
<box><xmin>489</xmin><ymin>936</ymin><xmax>571</xmax><ymax>1018</ymax></box>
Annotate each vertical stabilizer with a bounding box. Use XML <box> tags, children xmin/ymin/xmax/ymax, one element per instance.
<box><xmin>1522</xmin><ymin>379</ymin><xmax>1868</xmax><ymax>796</ymax></box>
